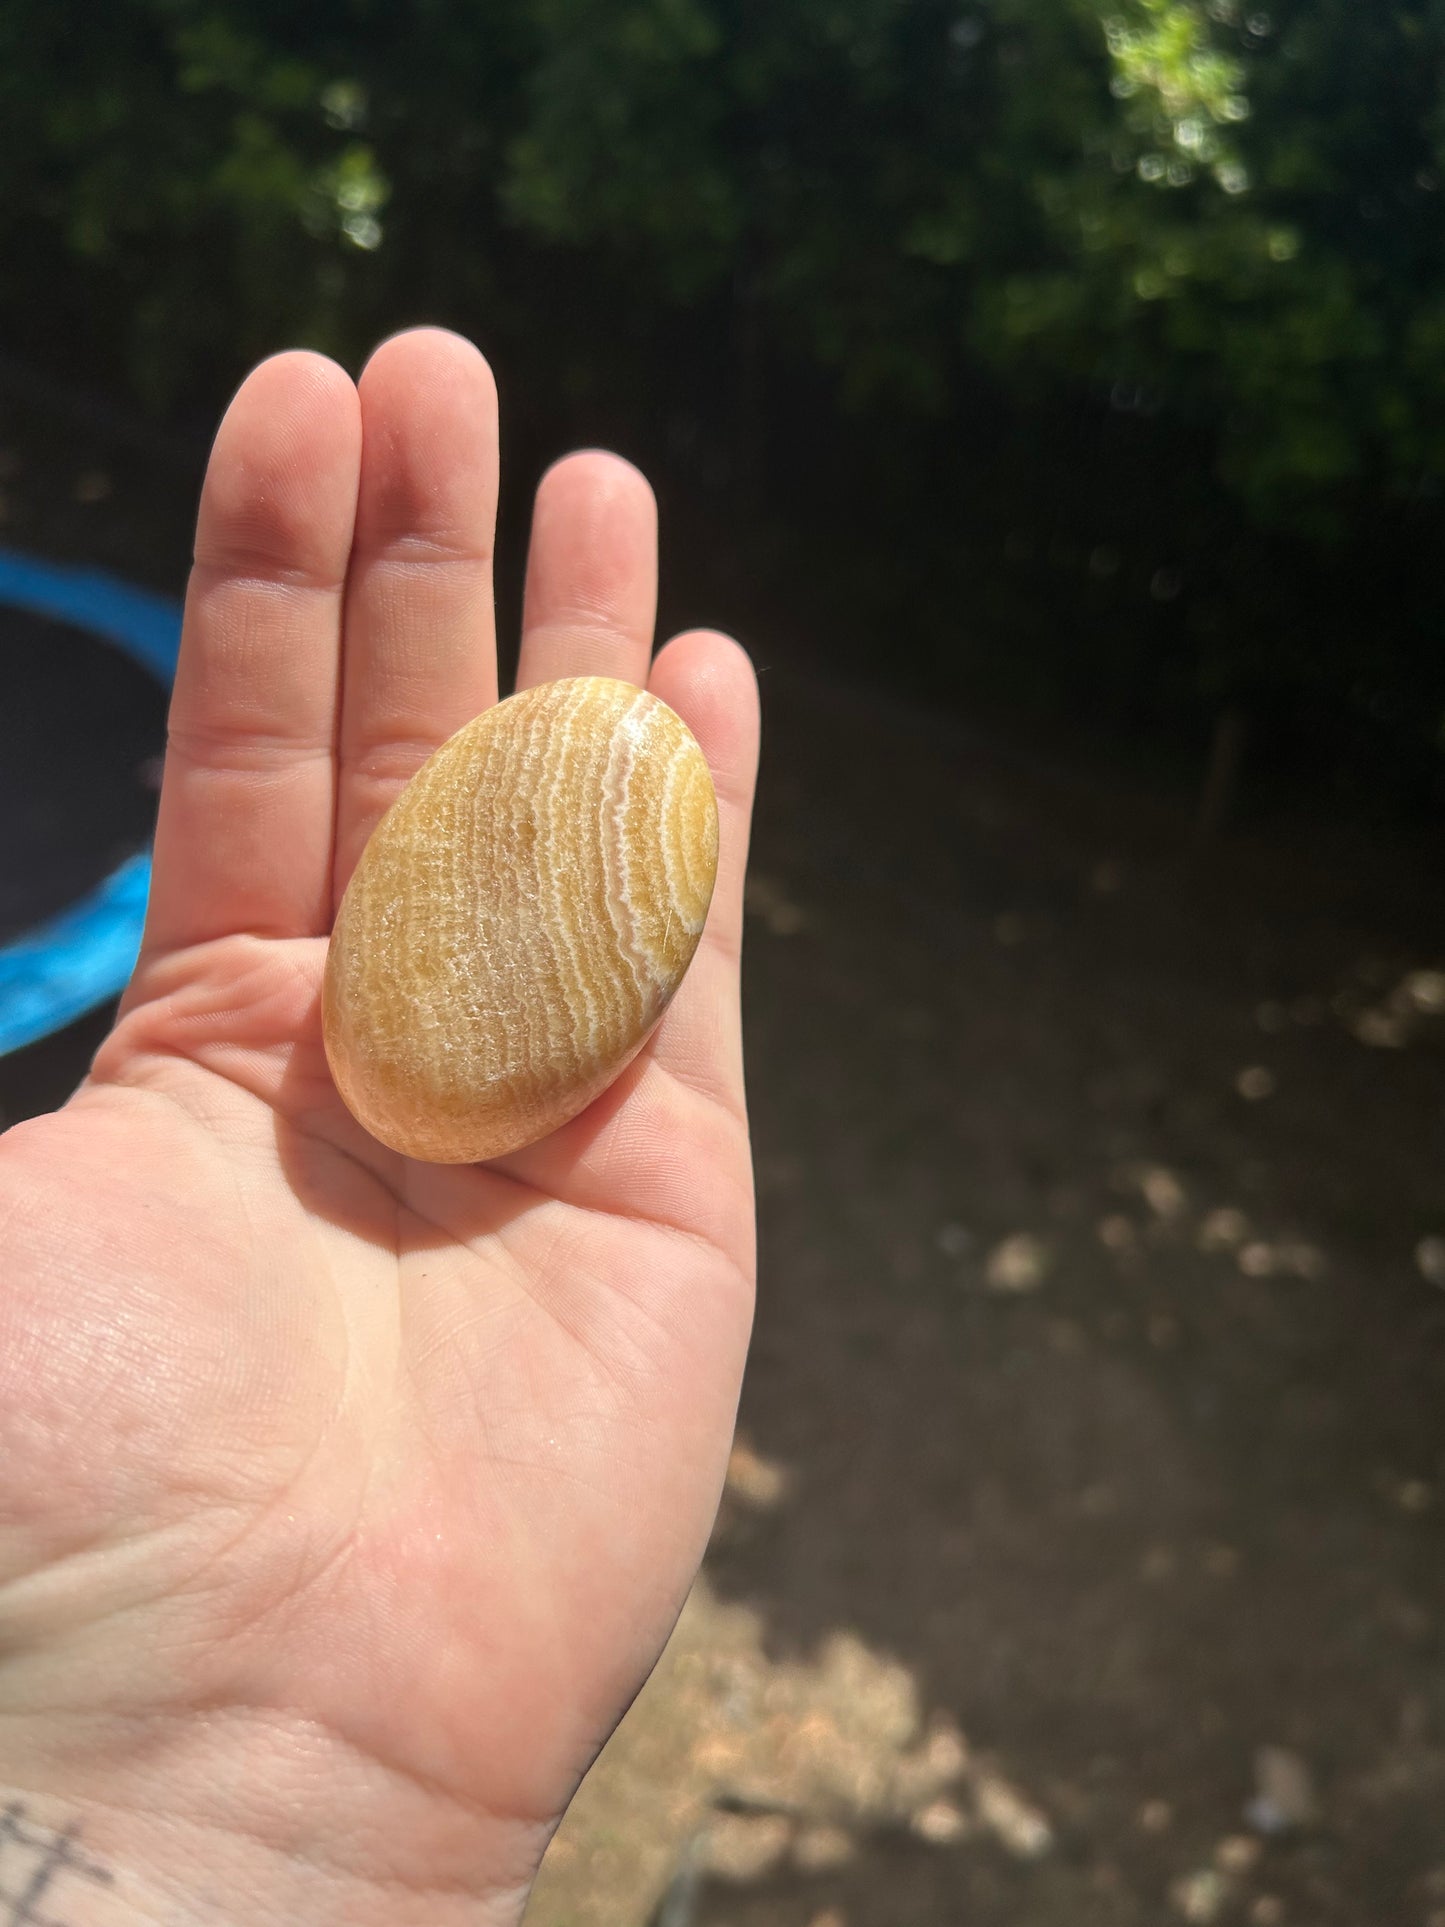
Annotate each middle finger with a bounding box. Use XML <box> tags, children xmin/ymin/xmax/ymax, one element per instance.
<box><xmin>333</xmin><ymin>327</ymin><xmax>500</xmax><ymax>903</ymax></box>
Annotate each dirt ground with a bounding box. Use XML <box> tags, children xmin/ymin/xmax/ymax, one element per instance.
<box><xmin>5</xmin><ymin>403</ymin><xmax>1445</xmax><ymax>1925</ymax></box>
<box><xmin>523</xmin><ymin>670</ymin><xmax>1445</xmax><ymax>1927</ymax></box>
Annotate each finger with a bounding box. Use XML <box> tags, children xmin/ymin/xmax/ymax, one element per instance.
<box><xmin>644</xmin><ymin>630</ymin><xmax>760</xmax><ymax>1118</ymax></box>
<box><xmin>514</xmin><ymin>451</ymin><xmax>657</xmax><ymax>693</ymax></box>
<box><xmin>333</xmin><ymin>328</ymin><xmax>500</xmax><ymax>900</ymax></box>
<box><xmin>141</xmin><ymin>351</ymin><xmax>360</xmax><ymax>958</ymax></box>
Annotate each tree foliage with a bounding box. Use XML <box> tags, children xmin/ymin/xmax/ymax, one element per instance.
<box><xmin>499</xmin><ymin>0</ymin><xmax>1445</xmax><ymax>520</ymax></box>
<box><xmin>1</xmin><ymin>0</ymin><xmax>1443</xmax><ymax>779</ymax></box>
<box><xmin>5</xmin><ymin>0</ymin><xmax>1442</xmax><ymax>507</ymax></box>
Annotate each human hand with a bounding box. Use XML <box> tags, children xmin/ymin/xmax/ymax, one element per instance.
<box><xmin>0</xmin><ymin>330</ymin><xmax>759</xmax><ymax>1925</ymax></box>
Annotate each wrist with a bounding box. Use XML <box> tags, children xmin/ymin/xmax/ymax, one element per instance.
<box><xmin>0</xmin><ymin>1790</ymin><xmax>157</xmax><ymax>1927</ymax></box>
<box><xmin>0</xmin><ymin>1743</ymin><xmax>544</xmax><ymax>1927</ymax></box>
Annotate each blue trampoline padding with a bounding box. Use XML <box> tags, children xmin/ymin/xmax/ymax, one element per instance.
<box><xmin>0</xmin><ymin>547</ymin><xmax>182</xmax><ymax>1056</ymax></box>
<box><xmin>0</xmin><ymin>854</ymin><xmax>155</xmax><ymax>1055</ymax></box>
<box><xmin>0</xmin><ymin>546</ymin><xmax>181</xmax><ymax>682</ymax></box>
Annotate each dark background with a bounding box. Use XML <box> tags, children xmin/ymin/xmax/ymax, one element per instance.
<box><xmin>4</xmin><ymin>0</ymin><xmax>1445</xmax><ymax>808</ymax></box>
<box><xmin>3</xmin><ymin>3</ymin><xmax>1445</xmax><ymax>1922</ymax></box>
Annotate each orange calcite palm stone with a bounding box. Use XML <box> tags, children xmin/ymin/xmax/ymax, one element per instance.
<box><xmin>324</xmin><ymin>677</ymin><xmax>718</xmax><ymax>1162</ymax></box>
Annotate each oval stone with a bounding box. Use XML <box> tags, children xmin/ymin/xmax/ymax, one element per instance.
<box><xmin>323</xmin><ymin>676</ymin><xmax>718</xmax><ymax>1163</ymax></box>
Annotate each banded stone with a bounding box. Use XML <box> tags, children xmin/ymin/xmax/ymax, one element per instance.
<box><xmin>324</xmin><ymin>676</ymin><xmax>718</xmax><ymax>1162</ymax></box>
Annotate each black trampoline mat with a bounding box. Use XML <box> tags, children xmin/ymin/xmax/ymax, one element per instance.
<box><xmin>1</xmin><ymin>606</ymin><xmax>168</xmax><ymax>943</ymax></box>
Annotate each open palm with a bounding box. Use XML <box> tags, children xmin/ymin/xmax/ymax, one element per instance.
<box><xmin>0</xmin><ymin>331</ymin><xmax>759</xmax><ymax>1925</ymax></box>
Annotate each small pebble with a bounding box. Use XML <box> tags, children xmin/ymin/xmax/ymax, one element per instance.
<box><xmin>974</xmin><ymin>1774</ymin><xmax>1054</xmax><ymax>1859</ymax></box>
<box><xmin>924</xmin><ymin>1724</ymin><xmax>969</xmax><ymax>1777</ymax></box>
<box><xmin>1246</xmin><ymin>1745</ymin><xmax>1317</xmax><ymax>1835</ymax></box>
<box><xmin>1215</xmin><ymin>1834</ymin><xmax>1262</xmax><ymax>1874</ymax></box>
<box><xmin>986</xmin><ymin>1232</ymin><xmax>1050</xmax><ymax>1293</ymax></box>
<box><xmin>1171</xmin><ymin>1868</ymin><xmax>1228</xmax><ymax>1922</ymax></box>
<box><xmin>1199</xmin><ymin>1207</ymin><xmax>1250</xmax><ymax>1252</ymax></box>
<box><xmin>1279</xmin><ymin>1240</ymin><xmax>1325</xmax><ymax>1280</ymax></box>
<box><xmin>1238</xmin><ymin>1242</ymin><xmax>1279</xmax><ymax>1278</ymax></box>
<box><xmin>1098</xmin><ymin>1212</ymin><xmax>1137</xmax><ymax>1250</ymax></box>
<box><xmin>1405</xmin><ymin>969</ymin><xmax>1445</xmax><ymax>1015</ymax></box>
<box><xmin>1140</xmin><ymin>1165</ymin><xmax>1188</xmax><ymax>1219</ymax></box>
<box><xmin>724</xmin><ymin>1440</ymin><xmax>789</xmax><ymax>1511</ymax></box>
<box><xmin>911</xmin><ymin>1799</ymin><xmax>968</xmax><ymax>1846</ymax></box>
<box><xmin>1352</xmin><ymin>1008</ymin><xmax>1406</xmax><ymax>1048</ymax></box>
<box><xmin>792</xmin><ymin>1825</ymin><xmax>856</xmax><ymax>1871</ymax></box>
<box><xmin>1236</xmin><ymin>1066</ymin><xmax>1277</xmax><ymax>1101</ymax></box>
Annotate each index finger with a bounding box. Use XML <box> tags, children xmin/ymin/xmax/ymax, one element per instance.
<box><xmin>141</xmin><ymin>352</ymin><xmax>360</xmax><ymax>961</ymax></box>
